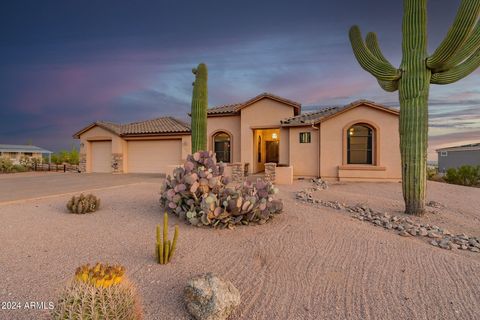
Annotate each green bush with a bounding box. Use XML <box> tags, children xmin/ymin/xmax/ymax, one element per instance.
<box><xmin>0</xmin><ymin>156</ymin><xmax>14</xmax><ymax>173</ymax></box>
<box><xmin>12</xmin><ymin>164</ymin><xmax>28</xmax><ymax>172</ymax></box>
<box><xmin>444</xmin><ymin>165</ymin><xmax>480</xmax><ymax>187</ymax></box>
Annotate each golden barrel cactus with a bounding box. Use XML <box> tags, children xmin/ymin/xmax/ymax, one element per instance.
<box><xmin>66</xmin><ymin>193</ymin><xmax>100</xmax><ymax>214</ymax></box>
<box><xmin>52</xmin><ymin>263</ymin><xmax>142</xmax><ymax>319</ymax></box>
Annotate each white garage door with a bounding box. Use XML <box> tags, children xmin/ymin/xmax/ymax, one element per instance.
<box><xmin>91</xmin><ymin>141</ymin><xmax>112</xmax><ymax>173</ymax></box>
<box><xmin>127</xmin><ymin>140</ymin><xmax>182</xmax><ymax>173</ymax></box>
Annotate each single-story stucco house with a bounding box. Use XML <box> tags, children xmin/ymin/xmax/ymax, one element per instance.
<box><xmin>0</xmin><ymin>144</ymin><xmax>53</xmax><ymax>164</ymax></box>
<box><xmin>437</xmin><ymin>142</ymin><xmax>480</xmax><ymax>173</ymax></box>
<box><xmin>74</xmin><ymin>92</ymin><xmax>401</xmax><ymax>181</ymax></box>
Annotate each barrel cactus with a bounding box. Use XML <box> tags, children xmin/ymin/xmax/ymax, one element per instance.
<box><xmin>160</xmin><ymin>151</ymin><xmax>283</xmax><ymax>228</ymax></box>
<box><xmin>66</xmin><ymin>193</ymin><xmax>100</xmax><ymax>214</ymax></box>
<box><xmin>349</xmin><ymin>0</ymin><xmax>480</xmax><ymax>215</ymax></box>
<box><xmin>51</xmin><ymin>263</ymin><xmax>142</xmax><ymax>319</ymax></box>
<box><xmin>191</xmin><ymin>63</ymin><xmax>208</xmax><ymax>153</ymax></box>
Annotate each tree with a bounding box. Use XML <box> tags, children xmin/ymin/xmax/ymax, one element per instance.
<box><xmin>348</xmin><ymin>0</ymin><xmax>480</xmax><ymax>215</ymax></box>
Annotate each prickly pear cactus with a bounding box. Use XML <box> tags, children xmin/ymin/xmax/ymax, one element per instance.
<box><xmin>51</xmin><ymin>263</ymin><xmax>142</xmax><ymax>320</ymax></box>
<box><xmin>66</xmin><ymin>193</ymin><xmax>100</xmax><ymax>214</ymax></box>
<box><xmin>160</xmin><ymin>151</ymin><xmax>283</xmax><ymax>228</ymax></box>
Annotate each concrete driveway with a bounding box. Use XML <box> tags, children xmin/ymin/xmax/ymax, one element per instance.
<box><xmin>0</xmin><ymin>172</ymin><xmax>164</xmax><ymax>203</ymax></box>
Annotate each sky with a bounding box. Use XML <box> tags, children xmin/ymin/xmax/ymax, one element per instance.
<box><xmin>0</xmin><ymin>0</ymin><xmax>479</xmax><ymax>161</ymax></box>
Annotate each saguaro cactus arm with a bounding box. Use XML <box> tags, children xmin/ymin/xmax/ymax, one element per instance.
<box><xmin>431</xmin><ymin>48</ymin><xmax>480</xmax><ymax>84</ymax></box>
<box><xmin>349</xmin><ymin>26</ymin><xmax>402</xmax><ymax>81</ymax></box>
<box><xmin>365</xmin><ymin>32</ymin><xmax>399</xmax><ymax>92</ymax></box>
<box><xmin>427</xmin><ymin>0</ymin><xmax>480</xmax><ymax>70</ymax></box>
<box><xmin>444</xmin><ymin>24</ymin><xmax>480</xmax><ymax>69</ymax></box>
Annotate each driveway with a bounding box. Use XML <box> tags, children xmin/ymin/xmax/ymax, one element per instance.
<box><xmin>0</xmin><ymin>172</ymin><xmax>164</xmax><ymax>203</ymax></box>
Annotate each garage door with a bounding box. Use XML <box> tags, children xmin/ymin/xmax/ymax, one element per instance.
<box><xmin>127</xmin><ymin>140</ymin><xmax>182</xmax><ymax>173</ymax></box>
<box><xmin>91</xmin><ymin>141</ymin><xmax>112</xmax><ymax>173</ymax></box>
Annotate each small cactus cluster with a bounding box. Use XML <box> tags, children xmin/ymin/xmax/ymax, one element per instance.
<box><xmin>160</xmin><ymin>151</ymin><xmax>283</xmax><ymax>228</ymax></box>
<box><xmin>75</xmin><ymin>263</ymin><xmax>125</xmax><ymax>288</ymax></box>
<box><xmin>66</xmin><ymin>193</ymin><xmax>100</xmax><ymax>214</ymax></box>
<box><xmin>52</xmin><ymin>264</ymin><xmax>142</xmax><ymax>320</ymax></box>
<box><xmin>156</xmin><ymin>212</ymin><xmax>179</xmax><ymax>264</ymax></box>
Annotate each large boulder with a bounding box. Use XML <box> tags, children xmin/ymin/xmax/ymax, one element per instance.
<box><xmin>184</xmin><ymin>273</ymin><xmax>241</xmax><ymax>320</ymax></box>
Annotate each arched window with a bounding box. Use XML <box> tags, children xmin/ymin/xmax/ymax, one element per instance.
<box><xmin>213</xmin><ymin>132</ymin><xmax>231</xmax><ymax>163</ymax></box>
<box><xmin>347</xmin><ymin>124</ymin><xmax>373</xmax><ymax>164</ymax></box>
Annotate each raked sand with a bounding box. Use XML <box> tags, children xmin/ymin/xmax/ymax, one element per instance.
<box><xmin>0</xmin><ymin>179</ymin><xmax>479</xmax><ymax>320</ymax></box>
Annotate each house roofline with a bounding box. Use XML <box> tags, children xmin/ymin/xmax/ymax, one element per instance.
<box><xmin>280</xmin><ymin>100</ymin><xmax>399</xmax><ymax>127</ymax></box>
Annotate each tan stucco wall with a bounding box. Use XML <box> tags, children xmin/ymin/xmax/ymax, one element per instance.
<box><xmin>79</xmin><ymin>126</ymin><xmax>124</xmax><ymax>173</ymax></box>
<box><xmin>288</xmin><ymin>126</ymin><xmax>319</xmax><ymax>177</ymax></box>
<box><xmin>279</xmin><ymin>127</ymin><xmax>290</xmax><ymax>165</ymax></box>
<box><xmin>206</xmin><ymin>115</ymin><xmax>240</xmax><ymax>163</ymax></box>
<box><xmin>240</xmin><ymin>98</ymin><xmax>295</xmax><ymax>173</ymax></box>
<box><xmin>319</xmin><ymin>105</ymin><xmax>401</xmax><ymax>181</ymax></box>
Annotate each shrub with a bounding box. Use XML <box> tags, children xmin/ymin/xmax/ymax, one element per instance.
<box><xmin>444</xmin><ymin>165</ymin><xmax>480</xmax><ymax>186</ymax></box>
<box><xmin>160</xmin><ymin>151</ymin><xmax>283</xmax><ymax>228</ymax></box>
<box><xmin>12</xmin><ymin>164</ymin><xmax>27</xmax><ymax>173</ymax></box>
<box><xmin>0</xmin><ymin>156</ymin><xmax>14</xmax><ymax>173</ymax></box>
<box><xmin>51</xmin><ymin>263</ymin><xmax>142</xmax><ymax>320</ymax></box>
<box><xmin>66</xmin><ymin>194</ymin><xmax>100</xmax><ymax>214</ymax></box>
<box><xmin>19</xmin><ymin>155</ymin><xmax>31</xmax><ymax>167</ymax></box>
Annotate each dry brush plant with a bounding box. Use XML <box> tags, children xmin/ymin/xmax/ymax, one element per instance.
<box><xmin>156</xmin><ymin>212</ymin><xmax>179</xmax><ymax>264</ymax></box>
<box><xmin>160</xmin><ymin>151</ymin><xmax>283</xmax><ymax>229</ymax></box>
<box><xmin>51</xmin><ymin>263</ymin><xmax>142</xmax><ymax>320</ymax></box>
<box><xmin>66</xmin><ymin>193</ymin><xmax>100</xmax><ymax>214</ymax></box>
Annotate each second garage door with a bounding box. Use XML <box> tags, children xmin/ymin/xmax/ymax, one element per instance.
<box><xmin>127</xmin><ymin>140</ymin><xmax>182</xmax><ymax>173</ymax></box>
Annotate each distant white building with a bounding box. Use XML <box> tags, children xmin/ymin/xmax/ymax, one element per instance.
<box><xmin>436</xmin><ymin>143</ymin><xmax>480</xmax><ymax>173</ymax></box>
<box><xmin>0</xmin><ymin>144</ymin><xmax>53</xmax><ymax>164</ymax></box>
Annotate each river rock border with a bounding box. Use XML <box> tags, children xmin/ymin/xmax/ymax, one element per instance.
<box><xmin>295</xmin><ymin>189</ymin><xmax>480</xmax><ymax>253</ymax></box>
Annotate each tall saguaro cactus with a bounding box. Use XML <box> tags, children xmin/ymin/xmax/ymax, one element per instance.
<box><xmin>349</xmin><ymin>0</ymin><xmax>480</xmax><ymax>215</ymax></box>
<box><xmin>191</xmin><ymin>63</ymin><xmax>208</xmax><ymax>153</ymax></box>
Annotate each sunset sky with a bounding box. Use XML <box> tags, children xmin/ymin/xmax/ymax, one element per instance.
<box><xmin>1</xmin><ymin>0</ymin><xmax>479</xmax><ymax>160</ymax></box>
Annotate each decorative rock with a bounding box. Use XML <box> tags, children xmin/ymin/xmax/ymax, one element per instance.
<box><xmin>399</xmin><ymin>230</ymin><xmax>411</xmax><ymax>237</ymax></box>
<box><xmin>408</xmin><ymin>228</ymin><xmax>418</xmax><ymax>236</ymax></box>
<box><xmin>430</xmin><ymin>240</ymin><xmax>439</xmax><ymax>247</ymax></box>
<box><xmin>470</xmin><ymin>247</ymin><xmax>480</xmax><ymax>253</ymax></box>
<box><xmin>184</xmin><ymin>273</ymin><xmax>241</xmax><ymax>320</ymax></box>
<box><xmin>439</xmin><ymin>240</ymin><xmax>452</xmax><ymax>250</ymax></box>
<box><xmin>428</xmin><ymin>232</ymin><xmax>442</xmax><ymax>239</ymax></box>
<box><xmin>418</xmin><ymin>227</ymin><xmax>428</xmax><ymax>237</ymax></box>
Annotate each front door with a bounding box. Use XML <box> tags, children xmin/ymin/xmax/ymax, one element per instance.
<box><xmin>265</xmin><ymin>141</ymin><xmax>279</xmax><ymax>163</ymax></box>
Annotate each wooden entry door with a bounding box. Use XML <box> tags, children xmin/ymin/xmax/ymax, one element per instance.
<box><xmin>266</xmin><ymin>141</ymin><xmax>279</xmax><ymax>163</ymax></box>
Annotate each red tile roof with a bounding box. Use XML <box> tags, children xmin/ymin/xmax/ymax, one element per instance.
<box><xmin>73</xmin><ymin>117</ymin><xmax>190</xmax><ymax>138</ymax></box>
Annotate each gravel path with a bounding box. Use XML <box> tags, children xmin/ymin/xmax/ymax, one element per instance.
<box><xmin>0</xmin><ymin>180</ymin><xmax>479</xmax><ymax>319</ymax></box>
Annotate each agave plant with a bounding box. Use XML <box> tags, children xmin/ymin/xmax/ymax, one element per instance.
<box><xmin>160</xmin><ymin>151</ymin><xmax>283</xmax><ymax>228</ymax></box>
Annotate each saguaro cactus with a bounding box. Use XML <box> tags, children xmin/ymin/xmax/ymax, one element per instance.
<box><xmin>349</xmin><ymin>0</ymin><xmax>480</xmax><ymax>215</ymax></box>
<box><xmin>191</xmin><ymin>63</ymin><xmax>208</xmax><ymax>153</ymax></box>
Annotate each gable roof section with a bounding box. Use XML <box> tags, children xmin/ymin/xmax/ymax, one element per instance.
<box><xmin>207</xmin><ymin>92</ymin><xmax>301</xmax><ymax>117</ymax></box>
<box><xmin>73</xmin><ymin>116</ymin><xmax>191</xmax><ymax>138</ymax></box>
<box><xmin>280</xmin><ymin>100</ymin><xmax>399</xmax><ymax>127</ymax></box>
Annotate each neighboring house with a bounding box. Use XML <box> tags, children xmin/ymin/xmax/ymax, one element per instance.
<box><xmin>0</xmin><ymin>144</ymin><xmax>53</xmax><ymax>164</ymax></box>
<box><xmin>436</xmin><ymin>143</ymin><xmax>480</xmax><ymax>173</ymax></box>
<box><xmin>74</xmin><ymin>93</ymin><xmax>401</xmax><ymax>181</ymax></box>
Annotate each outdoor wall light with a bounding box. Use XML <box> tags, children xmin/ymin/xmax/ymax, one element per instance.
<box><xmin>272</xmin><ymin>133</ymin><xmax>278</xmax><ymax>140</ymax></box>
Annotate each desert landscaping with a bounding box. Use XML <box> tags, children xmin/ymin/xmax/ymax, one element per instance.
<box><xmin>0</xmin><ymin>171</ymin><xmax>479</xmax><ymax>320</ymax></box>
